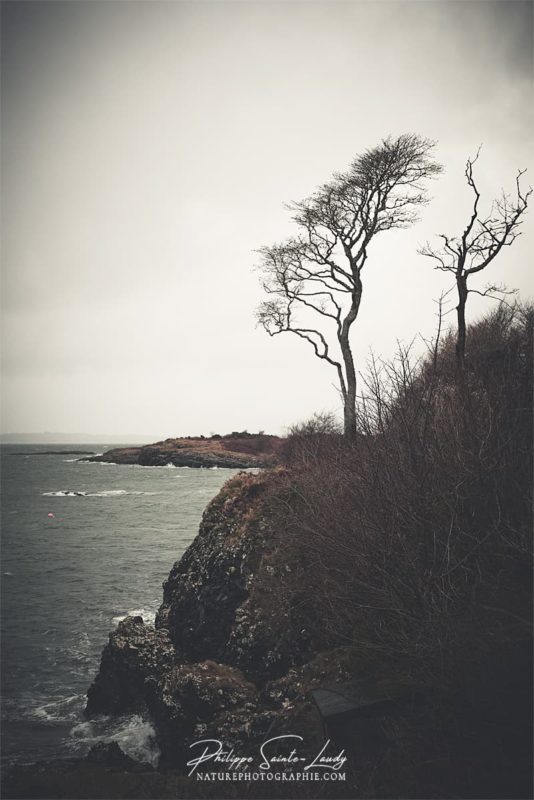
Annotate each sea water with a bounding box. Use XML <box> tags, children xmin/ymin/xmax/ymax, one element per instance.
<box><xmin>0</xmin><ymin>444</ymin><xmax>239</xmax><ymax>766</ymax></box>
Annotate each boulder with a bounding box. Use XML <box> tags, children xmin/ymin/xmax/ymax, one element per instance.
<box><xmin>86</xmin><ymin>617</ymin><xmax>176</xmax><ymax>717</ymax></box>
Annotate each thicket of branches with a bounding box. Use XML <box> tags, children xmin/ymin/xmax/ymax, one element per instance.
<box><xmin>260</xmin><ymin>303</ymin><xmax>532</xmax><ymax>796</ymax></box>
<box><xmin>253</xmin><ymin>135</ymin><xmax>531</xmax><ymax>798</ymax></box>
<box><xmin>272</xmin><ymin>303</ymin><xmax>532</xmax><ymax>674</ymax></box>
<box><xmin>257</xmin><ymin>140</ymin><xmax>530</xmax><ymax>442</ymax></box>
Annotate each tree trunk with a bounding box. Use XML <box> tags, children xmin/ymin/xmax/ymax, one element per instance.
<box><xmin>343</xmin><ymin>395</ymin><xmax>357</xmax><ymax>438</ymax></box>
<box><xmin>339</xmin><ymin>284</ymin><xmax>361</xmax><ymax>438</ymax></box>
<box><xmin>340</xmin><ymin>341</ymin><xmax>357</xmax><ymax>437</ymax></box>
<box><xmin>456</xmin><ymin>276</ymin><xmax>468</xmax><ymax>368</ymax></box>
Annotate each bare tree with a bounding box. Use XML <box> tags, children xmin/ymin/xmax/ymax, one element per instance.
<box><xmin>256</xmin><ymin>134</ymin><xmax>442</xmax><ymax>437</ymax></box>
<box><xmin>420</xmin><ymin>151</ymin><xmax>531</xmax><ymax>369</ymax></box>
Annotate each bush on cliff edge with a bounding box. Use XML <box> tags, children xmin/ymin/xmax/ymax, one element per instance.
<box><xmin>263</xmin><ymin>302</ymin><xmax>532</xmax><ymax>797</ymax></box>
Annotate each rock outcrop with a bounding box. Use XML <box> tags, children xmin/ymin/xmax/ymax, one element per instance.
<box><xmin>155</xmin><ymin>471</ymin><xmax>305</xmax><ymax>675</ymax></box>
<box><xmin>86</xmin><ymin>617</ymin><xmax>176</xmax><ymax>717</ymax></box>
<box><xmin>85</xmin><ymin>471</ymin><xmax>325</xmax><ymax>770</ymax></box>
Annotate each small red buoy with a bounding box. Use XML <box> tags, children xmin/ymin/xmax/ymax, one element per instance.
<box><xmin>47</xmin><ymin>513</ymin><xmax>55</xmax><ymax>518</ymax></box>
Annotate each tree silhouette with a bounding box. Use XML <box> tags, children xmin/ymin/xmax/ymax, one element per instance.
<box><xmin>420</xmin><ymin>151</ymin><xmax>531</xmax><ymax>369</ymax></box>
<box><xmin>257</xmin><ymin>134</ymin><xmax>442</xmax><ymax>436</ymax></box>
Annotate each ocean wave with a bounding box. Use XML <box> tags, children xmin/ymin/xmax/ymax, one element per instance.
<box><xmin>124</xmin><ymin>463</ymin><xmax>180</xmax><ymax>470</ymax></box>
<box><xmin>31</xmin><ymin>695</ymin><xmax>83</xmax><ymax>724</ymax></box>
<box><xmin>42</xmin><ymin>490</ymin><xmax>161</xmax><ymax>498</ymax></box>
<box><xmin>43</xmin><ymin>490</ymin><xmax>90</xmax><ymax>497</ymax></box>
<box><xmin>78</xmin><ymin>461</ymin><xmax>204</xmax><ymax>470</ymax></box>
<box><xmin>68</xmin><ymin>714</ymin><xmax>160</xmax><ymax>766</ymax></box>
<box><xmin>78</xmin><ymin>460</ymin><xmax>118</xmax><ymax>466</ymax></box>
<box><xmin>2</xmin><ymin>693</ymin><xmax>86</xmax><ymax>725</ymax></box>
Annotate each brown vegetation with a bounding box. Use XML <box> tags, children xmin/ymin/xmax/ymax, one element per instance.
<box><xmin>257</xmin><ymin>303</ymin><xmax>533</xmax><ymax>797</ymax></box>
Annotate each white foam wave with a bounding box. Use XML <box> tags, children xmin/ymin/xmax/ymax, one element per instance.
<box><xmin>26</xmin><ymin>694</ymin><xmax>84</xmax><ymax>724</ymax></box>
<box><xmin>68</xmin><ymin>714</ymin><xmax>160</xmax><ymax>766</ymax></box>
<box><xmin>42</xmin><ymin>490</ymin><xmax>160</xmax><ymax>498</ymax></box>
<box><xmin>126</xmin><ymin>463</ymin><xmax>182</xmax><ymax>469</ymax></box>
<box><xmin>78</xmin><ymin>460</ymin><xmax>118</xmax><ymax>466</ymax></box>
<box><xmin>43</xmin><ymin>490</ymin><xmax>89</xmax><ymax>497</ymax></box>
<box><xmin>31</xmin><ymin>694</ymin><xmax>83</xmax><ymax>722</ymax></box>
<box><xmin>111</xmin><ymin>607</ymin><xmax>156</xmax><ymax>627</ymax></box>
<box><xmin>94</xmin><ymin>490</ymin><xmax>130</xmax><ymax>496</ymax></box>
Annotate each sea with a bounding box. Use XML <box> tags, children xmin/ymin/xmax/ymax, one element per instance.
<box><xmin>0</xmin><ymin>444</ymin><xmax>240</xmax><ymax>767</ymax></box>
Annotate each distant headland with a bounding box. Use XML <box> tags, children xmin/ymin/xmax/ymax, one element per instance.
<box><xmin>81</xmin><ymin>432</ymin><xmax>283</xmax><ymax>469</ymax></box>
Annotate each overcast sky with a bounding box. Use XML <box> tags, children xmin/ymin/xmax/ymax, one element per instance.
<box><xmin>1</xmin><ymin>0</ymin><xmax>532</xmax><ymax>439</ymax></box>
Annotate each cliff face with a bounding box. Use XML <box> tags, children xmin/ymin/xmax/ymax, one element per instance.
<box><xmin>85</xmin><ymin>471</ymin><xmax>346</xmax><ymax>769</ymax></box>
<box><xmin>154</xmin><ymin>471</ymin><xmax>309</xmax><ymax>677</ymax></box>
<box><xmin>82</xmin><ymin>434</ymin><xmax>282</xmax><ymax>469</ymax></box>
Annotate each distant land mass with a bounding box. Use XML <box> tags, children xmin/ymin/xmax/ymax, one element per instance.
<box><xmin>82</xmin><ymin>432</ymin><xmax>283</xmax><ymax>469</ymax></box>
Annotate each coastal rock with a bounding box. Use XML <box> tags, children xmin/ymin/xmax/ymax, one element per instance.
<box><xmin>149</xmin><ymin>660</ymin><xmax>258</xmax><ymax>767</ymax></box>
<box><xmin>85</xmin><ymin>470</ymin><xmax>318</xmax><ymax>769</ymax></box>
<box><xmin>86</xmin><ymin>617</ymin><xmax>176</xmax><ymax>717</ymax></box>
<box><xmin>154</xmin><ymin>473</ymin><xmax>267</xmax><ymax>662</ymax></box>
<box><xmin>86</xmin><ymin>447</ymin><xmax>140</xmax><ymax>465</ymax></box>
<box><xmin>138</xmin><ymin>446</ymin><xmax>263</xmax><ymax>469</ymax></box>
<box><xmin>264</xmin><ymin>647</ymin><xmax>356</xmax><ymax>704</ymax></box>
<box><xmin>155</xmin><ymin>470</ymin><xmax>310</xmax><ymax>679</ymax></box>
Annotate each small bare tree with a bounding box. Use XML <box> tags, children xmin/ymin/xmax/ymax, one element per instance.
<box><xmin>256</xmin><ymin>134</ymin><xmax>442</xmax><ymax>437</ymax></box>
<box><xmin>420</xmin><ymin>151</ymin><xmax>531</xmax><ymax>368</ymax></box>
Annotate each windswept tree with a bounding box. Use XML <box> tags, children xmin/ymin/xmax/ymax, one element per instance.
<box><xmin>420</xmin><ymin>151</ymin><xmax>531</xmax><ymax>368</ymax></box>
<box><xmin>256</xmin><ymin>134</ymin><xmax>442</xmax><ymax>437</ymax></box>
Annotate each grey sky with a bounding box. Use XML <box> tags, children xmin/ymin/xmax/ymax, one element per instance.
<box><xmin>1</xmin><ymin>0</ymin><xmax>532</xmax><ymax>438</ymax></box>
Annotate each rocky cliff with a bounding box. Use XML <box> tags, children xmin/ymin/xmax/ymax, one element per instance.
<box><xmin>84</xmin><ymin>470</ymin><xmax>351</xmax><ymax>770</ymax></box>
<box><xmin>5</xmin><ymin>462</ymin><xmax>530</xmax><ymax>799</ymax></box>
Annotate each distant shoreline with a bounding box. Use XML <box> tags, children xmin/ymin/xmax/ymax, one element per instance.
<box><xmin>8</xmin><ymin>450</ymin><xmax>96</xmax><ymax>456</ymax></box>
<box><xmin>0</xmin><ymin>436</ymin><xmax>161</xmax><ymax>445</ymax></box>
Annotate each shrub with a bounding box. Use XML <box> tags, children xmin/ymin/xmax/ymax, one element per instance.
<box><xmin>259</xmin><ymin>304</ymin><xmax>532</xmax><ymax>796</ymax></box>
<box><xmin>271</xmin><ymin>303</ymin><xmax>532</xmax><ymax>678</ymax></box>
<box><xmin>280</xmin><ymin>412</ymin><xmax>343</xmax><ymax>466</ymax></box>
